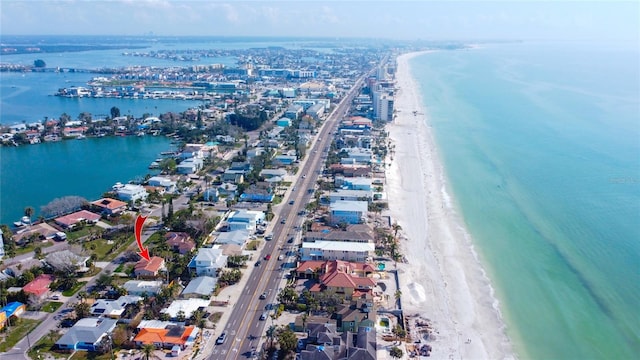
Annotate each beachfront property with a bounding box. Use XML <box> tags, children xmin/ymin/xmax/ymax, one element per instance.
<box><xmin>134</xmin><ymin>256</ymin><xmax>166</xmax><ymax>278</ymax></box>
<box><xmin>188</xmin><ymin>247</ymin><xmax>228</xmax><ymax>277</ymax></box>
<box><xmin>91</xmin><ymin>197</ymin><xmax>127</xmax><ymax>215</ymax></box>
<box><xmin>300</xmin><ymin>240</ymin><xmax>375</xmax><ymax>262</ymax></box>
<box><xmin>328</xmin><ymin>189</ymin><xmax>373</xmax><ymax>203</ymax></box>
<box><xmin>177</xmin><ymin>157</ymin><xmax>204</xmax><ymax>174</ymax></box>
<box><xmin>304</xmin><ymin>228</ymin><xmax>374</xmax><ymax>244</ymax></box>
<box><xmin>55</xmin><ymin>317</ymin><xmax>117</xmax><ymax>352</ymax></box>
<box><xmin>298</xmin><ymin>325</ymin><xmax>376</xmax><ymax>360</ymax></box>
<box><xmin>122</xmin><ymin>280</ymin><xmax>163</xmax><ymax>296</ymax></box>
<box><xmin>330</xmin><ymin>200</ymin><xmax>369</xmax><ymax>225</ymax></box>
<box><xmin>296</xmin><ymin>260</ymin><xmax>377</xmax><ymax>300</ymax></box>
<box><xmin>336</xmin><ymin>176</ymin><xmax>373</xmax><ymax>191</ymax></box>
<box><xmin>54</xmin><ymin>210</ymin><xmax>101</xmax><ymax>229</ymax></box>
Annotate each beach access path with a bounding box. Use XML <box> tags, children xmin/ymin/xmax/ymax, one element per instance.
<box><xmin>385</xmin><ymin>51</ymin><xmax>515</xmax><ymax>360</ymax></box>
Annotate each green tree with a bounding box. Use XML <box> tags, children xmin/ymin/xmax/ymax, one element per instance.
<box><xmin>24</xmin><ymin>206</ymin><xmax>34</xmax><ymax>225</ymax></box>
<box><xmin>392</xmin><ymin>324</ymin><xmax>406</xmax><ymax>341</ymax></box>
<box><xmin>74</xmin><ymin>302</ymin><xmax>91</xmax><ymax>319</ymax></box>
<box><xmin>142</xmin><ymin>344</ymin><xmax>155</xmax><ymax>360</ymax></box>
<box><xmin>110</xmin><ymin>106</ymin><xmax>121</xmax><ymax>119</ymax></box>
<box><xmin>390</xmin><ymin>346</ymin><xmax>403</xmax><ymax>359</ymax></box>
<box><xmin>275</xmin><ymin>325</ymin><xmax>298</xmax><ymax>354</ymax></box>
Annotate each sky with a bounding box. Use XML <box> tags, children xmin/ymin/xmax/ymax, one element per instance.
<box><xmin>1</xmin><ymin>0</ymin><xmax>638</xmax><ymax>42</ymax></box>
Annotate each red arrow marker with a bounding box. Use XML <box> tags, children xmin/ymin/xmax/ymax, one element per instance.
<box><xmin>135</xmin><ymin>215</ymin><xmax>150</xmax><ymax>261</ymax></box>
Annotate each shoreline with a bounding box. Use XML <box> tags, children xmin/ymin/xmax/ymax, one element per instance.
<box><xmin>386</xmin><ymin>51</ymin><xmax>515</xmax><ymax>359</ymax></box>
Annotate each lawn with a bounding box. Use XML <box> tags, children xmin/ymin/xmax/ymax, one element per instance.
<box><xmin>246</xmin><ymin>240</ymin><xmax>260</xmax><ymax>251</ymax></box>
<box><xmin>27</xmin><ymin>330</ymin><xmax>66</xmax><ymax>359</ymax></box>
<box><xmin>62</xmin><ymin>281</ymin><xmax>86</xmax><ymax>297</ymax></box>
<box><xmin>0</xmin><ymin>318</ymin><xmax>40</xmax><ymax>352</ymax></box>
<box><xmin>70</xmin><ymin>351</ymin><xmax>113</xmax><ymax>360</ymax></box>
<box><xmin>15</xmin><ymin>241</ymin><xmax>53</xmax><ymax>256</ymax></box>
<box><xmin>83</xmin><ymin>236</ymin><xmax>132</xmax><ymax>261</ymax></box>
<box><xmin>41</xmin><ymin>301</ymin><xmax>64</xmax><ymax>313</ymax></box>
<box><xmin>66</xmin><ymin>227</ymin><xmax>92</xmax><ymax>241</ymax></box>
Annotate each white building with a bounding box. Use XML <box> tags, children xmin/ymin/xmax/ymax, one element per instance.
<box><xmin>114</xmin><ymin>184</ymin><xmax>148</xmax><ymax>202</ymax></box>
<box><xmin>122</xmin><ymin>280</ymin><xmax>163</xmax><ymax>296</ymax></box>
<box><xmin>227</xmin><ymin>210</ymin><xmax>265</xmax><ymax>232</ymax></box>
<box><xmin>300</xmin><ymin>241</ymin><xmax>374</xmax><ymax>262</ymax></box>
<box><xmin>148</xmin><ymin>176</ymin><xmax>177</xmax><ymax>192</ymax></box>
<box><xmin>188</xmin><ymin>247</ymin><xmax>228</xmax><ymax>277</ymax></box>
<box><xmin>161</xmin><ymin>299</ymin><xmax>210</xmax><ymax>319</ymax></box>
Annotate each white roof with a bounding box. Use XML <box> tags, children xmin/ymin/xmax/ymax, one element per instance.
<box><xmin>330</xmin><ymin>200</ymin><xmax>369</xmax><ymax>213</ymax></box>
<box><xmin>161</xmin><ymin>299</ymin><xmax>210</xmax><ymax>318</ymax></box>
<box><xmin>301</xmin><ymin>241</ymin><xmax>375</xmax><ymax>252</ymax></box>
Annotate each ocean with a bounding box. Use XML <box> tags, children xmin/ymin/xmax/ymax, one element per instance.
<box><xmin>410</xmin><ymin>42</ymin><xmax>639</xmax><ymax>359</ymax></box>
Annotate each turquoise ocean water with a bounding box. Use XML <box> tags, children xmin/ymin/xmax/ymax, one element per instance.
<box><xmin>410</xmin><ymin>42</ymin><xmax>639</xmax><ymax>359</ymax></box>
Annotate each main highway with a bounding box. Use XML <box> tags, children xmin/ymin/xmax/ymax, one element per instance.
<box><xmin>209</xmin><ymin>70</ymin><xmax>372</xmax><ymax>360</ymax></box>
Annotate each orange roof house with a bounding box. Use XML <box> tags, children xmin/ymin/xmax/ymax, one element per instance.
<box><xmin>165</xmin><ymin>232</ymin><xmax>196</xmax><ymax>254</ymax></box>
<box><xmin>23</xmin><ymin>274</ymin><xmax>55</xmax><ymax>298</ymax></box>
<box><xmin>91</xmin><ymin>198</ymin><xmax>127</xmax><ymax>215</ymax></box>
<box><xmin>297</xmin><ymin>260</ymin><xmax>377</xmax><ymax>300</ymax></box>
<box><xmin>134</xmin><ymin>256</ymin><xmax>166</xmax><ymax>278</ymax></box>
<box><xmin>134</xmin><ymin>326</ymin><xmax>196</xmax><ymax>349</ymax></box>
<box><xmin>55</xmin><ymin>210</ymin><xmax>101</xmax><ymax>229</ymax></box>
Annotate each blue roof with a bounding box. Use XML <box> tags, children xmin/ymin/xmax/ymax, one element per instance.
<box><xmin>1</xmin><ymin>302</ymin><xmax>25</xmax><ymax>317</ymax></box>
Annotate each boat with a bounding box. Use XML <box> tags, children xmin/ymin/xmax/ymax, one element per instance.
<box><xmin>76</xmin><ymin>134</ymin><xmax>86</xmax><ymax>140</ymax></box>
<box><xmin>137</xmin><ymin>131</ymin><xmax>145</xmax><ymax>137</ymax></box>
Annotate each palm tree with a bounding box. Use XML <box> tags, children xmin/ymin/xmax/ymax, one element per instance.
<box><xmin>24</xmin><ymin>206</ymin><xmax>34</xmax><ymax>226</ymax></box>
<box><xmin>392</xmin><ymin>222</ymin><xmax>402</xmax><ymax>239</ymax></box>
<box><xmin>142</xmin><ymin>344</ymin><xmax>155</xmax><ymax>360</ymax></box>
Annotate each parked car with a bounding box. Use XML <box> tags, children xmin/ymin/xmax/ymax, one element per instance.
<box><xmin>265</xmin><ymin>234</ymin><xmax>273</xmax><ymax>241</ymax></box>
<box><xmin>278</xmin><ymin>254</ymin><xmax>284</xmax><ymax>261</ymax></box>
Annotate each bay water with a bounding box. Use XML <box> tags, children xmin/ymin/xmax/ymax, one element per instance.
<box><xmin>410</xmin><ymin>42</ymin><xmax>639</xmax><ymax>359</ymax></box>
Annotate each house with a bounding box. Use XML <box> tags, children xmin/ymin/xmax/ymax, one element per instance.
<box><xmin>114</xmin><ymin>184</ymin><xmax>148</xmax><ymax>202</ymax></box>
<box><xmin>177</xmin><ymin>158</ymin><xmax>203</xmax><ymax>174</ymax></box>
<box><xmin>148</xmin><ymin>176</ymin><xmax>177</xmax><ymax>192</ymax></box>
<box><xmin>284</xmin><ymin>104</ymin><xmax>303</xmax><ymax>119</ymax></box>
<box><xmin>55</xmin><ymin>317</ymin><xmax>117</xmax><ymax>351</ymax></box>
<box><xmin>336</xmin><ymin>301</ymin><xmax>376</xmax><ymax>334</ymax></box>
<box><xmin>300</xmin><ymin>239</ymin><xmax>375</xmax><ymax>262</ymax></box>
<box><xmin>299</xmin><ymin>325</ymin><xmax>376</xmax><ymax>360</ymax></box>
<box><xmin>246</xmin><ymin>147</ymin><xmax>266</xmax><ymax>160</ymax></box>
<box><xmin>13</xmin><ymin>222</ymin><xmax>59</xmax><ymax>244</ymax></box>
<box><xmin>217</xmin><ymin>183</ymin><xmax>238</xmax><ymax>197</ymax></box>
<box><xmin>134</xmin><ymin>324</ymin><xmax>198</xmax><ymax>350</ymax></box>
<box><xmin>160</xmin><ymin>299</ymin><xmax>209</xmax><ymax>319</ymax></box>
<box><xmin>91</xmin><ymin>198</ymin><xmax>127</xmax><ymax>215</ymax></box>
<box><xmin>276</xmin><ymin>117</ymin><xmax>292</xmax><ymax>127</ymax></box>
<box><xmin>45</xmin><ymin>250</ymin><xmax>91</xmax><ymax>274</ymax></box>
<box><xmin>221</xmin><ymin>169</ymin><xmax>244</xmax><ymax>184</ymax></box>
<box><xmin>330</xmin><ymin>201</ymin><xmax>368</xmax><ymax>225</ymax></box>
<box><xmin>63</xmin><ymin>126</ymin><xmax>88</xmax><ymax>137</ymax></box>
<box><xmin>23</xmin><ymin>274</ymin><xmax>55</xmax><ymax>299</ymax></box>
<box><xmin>55</xmin><ymin>210</ymin><xmax>101</xmax><ymax>229</ymax></box>
<box><xmin>304</xmin><ymin>229</ymin><xmax>374</xmax><ymax>244</ymax></box>
<box><xmin>134</xmin><ymin>256</ymin><xmax>166</xmax><ymax>278</ymax></box>
<box><xmin>337</xmin><ymin>177</ymin><xmax>372</xmax><ymax>191</ymax></box>
<box><xmin>259</xmin><ymin>168</ymin><xmax>287</xmax><ymax>179</ymax></box>
<box><xmin>90</xmin><ymin>295</ymin><xmax>142</xmax><ymax>318</ymax></box>
<box><xmin>188</xmin><ymin>247</ymin><xmax>228</xmax><ymax>277</ymax></box>
<box><xmin>227</xmin><ymin>210</ymin><xmax>265</xmax><ymax>232</ymax></box>
<box><xmin>180</xmin><ymin>145</ymin><xmax>204</xmax><ymax>159</ymax></box>
<box><xmin>328</xmin><ymin>189</ymin><xmax>373</xmax><ymax>203</ymax></box>
<box><xmin>0</xmin><ymin>302</ymin><xmax>26</xmax><ymax>329</ymax></box>
<box><xmin>296</xmin><ymin>260</ymin><xmax>377</xmax><ymax>299</ymax></box>
<box><xmin>214</xmin><ymin>229</ymin><xmax>249</xmax><ymax>248</ymax></box>
<box><xmin>306</xmin><ymin>103</ymin><xmax>325</xmax><ymax>119</ymax></box>
<box><xmin>181</xmin><ymin>276</ymin><xmax>217</xmax><ymax>298</ymax></box>
<box><xmin>122</xmin><ymin>280</ymin><xmax>163</xmax><ymax>296</ymax></box>
<box><xmin>165</xmin><ymin>232</ymin><xmax>196</xmax><ymax>254</ymax></box>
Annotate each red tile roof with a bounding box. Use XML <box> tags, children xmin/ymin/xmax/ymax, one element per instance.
<box><xmin>23</xmin><ymin>274</ymin><xmax>55</xmax><ymax>296</ymax></box>
<box><xmin>165</xmin><ymin>232</ymin><xmax>196</xmax><ymax>253</ymax></box>
<box><xmin>135</xmin><ymin>256</ymin><xmax>165</xmax><ymax>274</ymax></box>
<box><xmin>92</xmin><ymin>198</ymin><xmax>127</xmax><ymax>210</ymax></box>
<box><xmin>134</xmin><ymin>326</ymin><xmax>195</xmax><ymax>346</ymax></box>
<box><xmin>55</xmin><ymin>210</ymin><xmax>101</xmax><ymax>227</ymax></box>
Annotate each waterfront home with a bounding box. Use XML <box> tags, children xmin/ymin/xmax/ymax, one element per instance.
<box><xmin>165</xmin><ymin>232</ymin><xmax>196</xmax><ymax>254</ymax></box>
<box><xmin>330</xmin><ymin>200</ymin><xmax>368</xmax><ymax>225</ymax></box>
<box><xmin>134</xmin><ymin>256</ymin><xmax>166</xmax><ymax>278</ymax></box>
<box><xmin>91</xmin><ymin>198</ymin><xmax>127</xmax><ymax>215</ymax></box>
<box><xmin>177</xmin><ymin>158</ymin><xmax>203</xmax><ymax>174</ymax></box>
<box><xmin>13</xmin><ymin>222</ymin><xmax>59</xmax><ymax>244</ymax></box>
<box><xmin>299</xmin><ymin>325</ymin><xmax>376</xmax><ymax>360</ymax></box>
<box><xmin>148</xmin><ymin>176</ymin><xmax>177</xmax><ymax>192</ymax></box>
<box><xmin>336</xmin><ymin>301</ymin><xmax>376</xmax><ymax>334</ymax></box>
<box><xmin>180</xmin><ymin>144</ymin><xmax>205</xmax><ymax>159</ymax></box>
<box><xmin>328</xmin><ymin>189</ymin><xmax>373</xmax><ymax>203</ymax></box>
<box><xmin>90</xmin><ymin>295</ymin><xmax>142</xmax><ymax>318</ymax></box>
<box><xmin>300</xmin><ymin>241</ymin><xmax>374</xmax><ymax>263</ymax></box>
<box><xmin>180</xmin><ymin>276</ymin><xmax>217</xmax><ymax>299</ymax></box>
<box><xmin>122</xmin><ymin>280</ymin><xmax>163</xmax><ymax>296</ymax></box>
<box><xmin>114</xmin><ymin>183</ymin><xmax>148</xmax><ymax>202</ymax></box>
<box><xmin>63</xmin><ymin>126</ymin><xmax>88</xmax><ymax>138</ymax></box>
<box><xmin>54</xmin><ymin>210</ymin><xmax>101</xmax><ymax>229</ymax></box>
<box><xmin>335</xmin><ymin>177</ymin><xmax>373</xmax><ymax>191</ymax></box>
<box><xmin>55</xmin><ymin>317</ymin><xmax>117</xmax><ymax>352</ymax></box>
<box><xmin>298</xmin><ymin>260</ymin><xmax>376</xmax><ymax>300</ymax></box>
<box><xmin>0</xmin><ymin>302</ymin><xmax>26</xmax><ymax>330</ymax></box>
<box><xmin>304</xmin><ymin>228</ymin><xmax>374</xmax><ymax>244</ymax></box>
<box><xmin>188</xmin><ymin>247</ymin><xmax>227</xmax><ymax>277</ymax></box>
<box><xmin>23</xmin><ymin>274</ymin><xmax>55</xmax><ymax>300</ymax></box>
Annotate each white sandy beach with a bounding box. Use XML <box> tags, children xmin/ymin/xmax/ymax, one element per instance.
<box><xmin>386</xmin><ymin>52</ymin><xmax>515</xmax><ymax>359</ymax></box>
